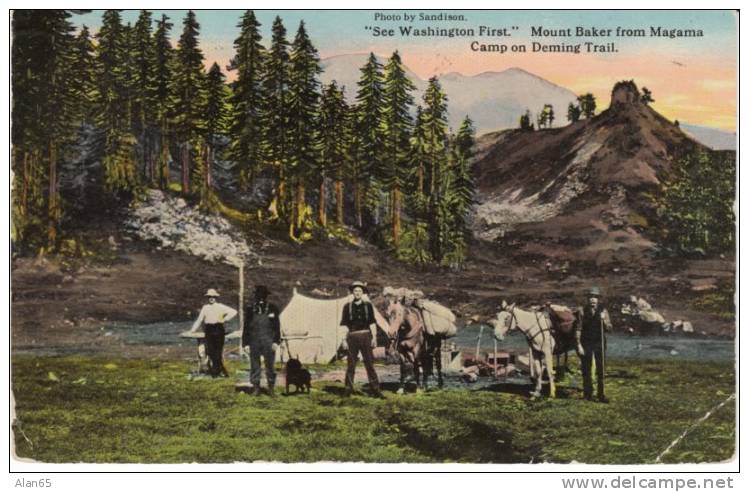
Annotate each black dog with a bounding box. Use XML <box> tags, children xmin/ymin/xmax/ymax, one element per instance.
<box><xmin>285</xmin><ymin>357</ymin><xmax>311</xmax><ymax>394</ymax></box>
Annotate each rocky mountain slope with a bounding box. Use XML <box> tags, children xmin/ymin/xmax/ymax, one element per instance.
<box><xmin>472</xmin><ymin>81</ymin><xmax>708</xmax><ymax>264</ymax></box>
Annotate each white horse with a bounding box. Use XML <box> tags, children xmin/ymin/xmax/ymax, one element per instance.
<box><xmin>489</xmin><ymin>301</ymin><xmax>557</xmax><ymax>398</ymax></box>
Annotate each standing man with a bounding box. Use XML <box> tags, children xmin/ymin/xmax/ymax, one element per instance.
<box><xmin>190</xmin><ymin>288</ymin><xmax>238</xmax><ymax>378</ymax></box>
<box><xmin>242</xmin><ymin>285</ymin><xmax>281</xmax><ymax>396</ymax></box>
<box><xmin>576</xmin><ymin>286</ymin><xmax>613</xmax><ymax>402</ymax></box>
<box><xmin>340</xmin><ymin>281</ymin><xmax>383</xmax><ymax>398</ymax></box>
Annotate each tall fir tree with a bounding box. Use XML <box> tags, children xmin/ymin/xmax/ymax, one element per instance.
<box><xmin>397</xmin><ymin>106</ymin><xmax>431</xmax><ymax>264</ymax></box>
<box><xmin>172</xmin><ymin>10</ymin><xmax>208</xmax><ymax>196</ymax></box>
<box><xmin>203</xmin><ymin>62</ymin><xmax>228</xmax><ymax>198</ymax></box>
<box><xmin>381</xmin><ymin>50</ymin><xmax>415</xmax><ymax>246</ymax></box>
<box><xmin>318</xmin><ymin>81</ymin><xmax>349</xmax><ymax>226</ymax></box>
<box><xmin>132</xmin><ymin>10</ymin><xmax>157</xmax><ymax>181</ymax></box>
<box><xmin>421</xmin><ymin>76</ymin><xmax>450</xmax><ymax>262</ymax></box>
<box><xmin>69</xmin><ymin>25</ymin><xmax>97</xmax><ymax>125</ymax></box>
<box><xmin>519</xmin><ymin>109</ymin><xmax>534</xmax><ymax>130</ymax></box>
<box><xmin>95</xmin><ymin>10</ymin><xmax>139</xmax><ymax>196</ymax></box>
<box><xmin>353</xmin><ymin>53</ymin><xmax>385</xmax><ymax>228</ymax></box>
<box><xmin>578</xmin><ymin>93</ymin><xmax>597</xmax><ymax>118</ymax></box>
<box><xmin>262</xmin><ymin>16</ymin><xmax>292</xmax><ymax>219</ymax></box>
<box><xmin>151</xmin><ymin>14</ymin><xmax>174</xmax><ymax>189</ymax></box>
<box><xmin>408</xmin><ymin>106</ymin><xmax>429</xmax><ymax>199</ymax></box>
<box><xmin>567</xmin><ymin>102</ymin><xmax>581</xmax><ymax>123</ymax></box>
<box><xmin>227</xmin><ymin>10</ymin><xmax>266</xmax><ymax>191</ymax></box>
<box><xmin>455</xmin><ymin>116</ymin><xmax>475</xmax><ymax>161</ymax></box>
<box><xmin>12</xmin><ymin>10</ymin><xmax>78</xmax><ymax>248</ymax></box>
<box><xmin>287</xmin><ymin>21</ymin><xmax>322</xmax><ymax>237</ymax></box>
<box><xmin>447</xmin><ymin>119</ymin><xmax>476</xmax><ymax>264</ymax></box>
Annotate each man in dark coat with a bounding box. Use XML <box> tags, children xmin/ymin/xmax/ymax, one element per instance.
<box><xmin>340</xmin><ymin>281</ymin><xmax>383</xmax><ymax>398</ymax></box>
<box><xmin>242</xmin><ymin>285</ymin><xmax>281</xmax><ymax>396</ymax></box>
<box><xmin>576</xmin><ymin>286</ymin><xmax>613</xmax><ymax>402</ymax></box>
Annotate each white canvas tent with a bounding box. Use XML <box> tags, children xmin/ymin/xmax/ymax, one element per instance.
<box><xmin>279</xmin><ymin>289</ymin><xmax>389</xmax><ymax>364</ymax></box>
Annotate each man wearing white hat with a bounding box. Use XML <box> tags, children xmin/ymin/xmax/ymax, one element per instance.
<box><xmin>190</xmin><ymin>288</ymin><xmax>238</xmax><ymax>377</ymax></box>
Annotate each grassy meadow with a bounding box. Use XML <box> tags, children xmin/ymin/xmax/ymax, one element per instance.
<box><xmin>11</xmin><ymin>356</ymin><xmax>735</xmax><ymax>464</ymax></box>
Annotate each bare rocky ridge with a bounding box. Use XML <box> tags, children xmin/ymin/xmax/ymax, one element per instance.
<box><xmin>472</xmin><ymin>81</ymin><xmax>705</xmax><ymax>264</ymax></box>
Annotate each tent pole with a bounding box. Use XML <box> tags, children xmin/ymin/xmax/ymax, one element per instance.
<box><xmin>476</xmin><ymin>325</ymin><xmax>483</xmax><ymax>364</ymax></box>
<box><xmin>238</xmin><ymin>262</ymin><xmax>244</xmax><ymax>357</ymax></box>
<box><xmin>494</xmin><ymin>338</ymin><xmax>498</xmax><ymax>379</ymax></box>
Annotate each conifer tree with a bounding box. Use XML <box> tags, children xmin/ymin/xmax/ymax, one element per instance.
<box><xmin>421</xmin><ymin>76</ymin><xmax>450</xmax><ymax>262</ymax></box>
<box><xmin>408</xmin><ymin>106</ymin><xmax>429</xmax><ymax>199</ymax></box>
<box><xmin>227</xmin><ymin>10</ymin><xmax>265</xmax><ymax>191</ymax></box>
<box><xmin>262</xmin><ymin>16</ymin><xmax>292</xmax><ymax>219</ymax></box>
<box><xmin>353</xmin><ymin>53</ymin><xmax>385</xmax><ymax>228</ymax></box>
<box><xmin>382</xmin><ymin>50</ymin><xmax>415</xmax><ymax>246</ymax></box>
<box><xmin>567</xmin><ymin>102</ymin><xmax>581</xmax><ymax>123</ymax></box>
<box><xmin>70</xmin><ymin>25</ymin><xmax>97</xmax><ymax>125</ymax></box>
<box><xmin>641</xmin><ymin>87</ymin><xmax>655</xmax><ymax>104</ymax></box>
<box><xmin>203</xmin><ymin>62</ymin><xmax>228</xmax><ymax>196</ymax></box>
<box><xmin>12</xmin><ymin>10</ymin><xmax>78</xmax><ymax>248</ymax></box>
<box><xmin>151</xmin><ymin>14</ymin><xmax>174</xmax><ymax>189</ymax></box>
<box><xmin>95</xmin><ymin>10</ymin><xmax>139</xmax><ymax>196</ymax></box>
<box><xmin>132</xmin><ymin>10</ymin><xmax>156</xmax><ymax>181</ymax></box>
<box><xmin>537</xmin><ymin>111</ymin><xmax>547</xmax><ymax>129</ymax></box>
<box><xmin>318</xmin><ymin>82</ymin><xmax>348</xmax><ymax>226</ymax></box>
<box><xmin>578</xmin><ymin>93</ymin><xmax>597</xmax><ymax>118</ymax></box>
<box><xmin>455</xmin><ymin>116</ymin><xmax>475</xmax><ymax>161</ymax></box>
<box><xmin>446</xmin><ymin>117</ymin><xmax>477</xmax><ymax>266</ymax></box>
<box><xmin>287</xmin><ymin>21</ymin><xmax>322</xmax><ymax>237</ymax></box>
<box><xmin>172</xmin><ymin>10</ymin><xmax>208</xmax><ymax>196</ymax></box>
<box><xmin>546</xmin><ymin>104</ymin><xmax>555</xmax><ymax>127</ymax></box>
<box><xmin>519</xmin><ymin>109</ymin><xmax>533</xmax><ymax>130</ymax></box>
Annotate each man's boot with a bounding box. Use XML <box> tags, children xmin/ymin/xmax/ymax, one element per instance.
<box><xmin>252</xmin><ymin>385</ymin><xmax>262</xmax><ymax>396</ymax></box>
<box><xmin>268</xmin><ymin>384</ymin><xmax>276</xmax><ymax>398</ymax></box>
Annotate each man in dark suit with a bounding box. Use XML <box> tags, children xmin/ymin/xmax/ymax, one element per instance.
<box><xmin>242</xmin><ymin>285</ymin><xmax>281</xmax><ymax>396</ymax></box>
<box><xmin>340</xmin><ymin>281</ymin><xmax>383</xmax><ymax>398</ymax></box>
<box><xmin>576</xmin><ymin>286</ymin><xmax>613</xmax><ymax>403</ymax></box>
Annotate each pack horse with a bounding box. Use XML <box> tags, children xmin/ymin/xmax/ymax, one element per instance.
<box><xmin>490</xmin><ymin>301</ymin><xmax>559</xmax><ymax>398</ymax></box>
<box><xmin>385</xmin><ymin>299</ymin><xmax>446</xmax><ymax>393</ymax></box>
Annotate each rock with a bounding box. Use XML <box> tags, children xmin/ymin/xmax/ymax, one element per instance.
<box><xmin>125</xmin><ymin>189</ymin><xmax>254</xmax><ymax>264</ymax></box>
<box><xmin>690</xmin><ymin>278</ymin><xmax>718</xmax><ymax>292</ymax></box>
<box><xmin>672</xmin><ymin>320</ymin><xmax>694</xmax><ymax>334</ymax></box>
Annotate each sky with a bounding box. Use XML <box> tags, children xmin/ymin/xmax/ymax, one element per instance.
<box><xmin>73</xmin><ymin>9</ymin><xmax>737</xmax><ymax>131</ymax></box>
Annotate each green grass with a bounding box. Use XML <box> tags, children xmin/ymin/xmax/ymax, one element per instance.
<box><xmin>692</xmin><ymin>280</ymin><xmax>736</xmax><ymax>321</ymax></box>
<box><xmin>11</xmin><ymin>356</ymin><xmax>735</xmax><ymax>464</ymax></box>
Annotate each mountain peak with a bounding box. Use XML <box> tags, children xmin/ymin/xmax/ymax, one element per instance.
<box><xmin>610</xmin><ymin>80</ymin><xmax>643</xmax><ymax>107</ymax></box>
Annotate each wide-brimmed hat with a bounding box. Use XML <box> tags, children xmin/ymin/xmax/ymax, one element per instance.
<box><xmin>205</xmin><ymin>288</ymin><xmax>220</xmax><ymax>297</ymax></box>
<box><xmin>254</xmin><ymin>285</ymin><xmax>270</xmax><ymax>298</ymax></box>
<box><xmin>586</xmin><ymin>286</ymin><xmax>603</xmax><ymax>297</ymax></box>
<box><xmin>349</xmin><ymin>281</ymin><xmax>368</xmax><ymax>293</ymax></box>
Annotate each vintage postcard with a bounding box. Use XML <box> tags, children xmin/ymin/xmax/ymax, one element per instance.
<box><xmin>9</xmin><ymin>8</ymin><xmax>737</xmax><ymax>470</ymax></box>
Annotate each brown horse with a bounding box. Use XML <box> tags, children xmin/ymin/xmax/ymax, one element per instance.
<box><xmin>385</xmin><ymin>299</ymin><xmax>443</xmax><ymax>394</ymax></box>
